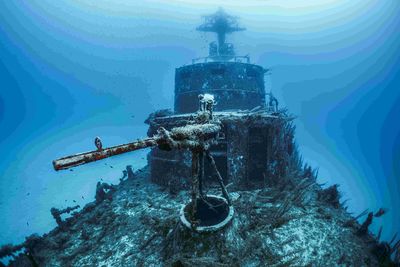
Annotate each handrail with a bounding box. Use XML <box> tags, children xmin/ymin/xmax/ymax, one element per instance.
<box><xmin>191</xmin><ymin>55</ymin><xmax>250</xmax><ymax>64</ymax></box>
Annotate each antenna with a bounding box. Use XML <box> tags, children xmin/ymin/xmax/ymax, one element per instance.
<box><xmin>197</xmin><ymin>8</ymin><xmax>245</xmax><ymax>60</ymax></box>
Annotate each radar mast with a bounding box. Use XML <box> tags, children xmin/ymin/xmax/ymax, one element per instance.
<box><xmin>197</xmin><ymin>8</ymin><xmax>245</xmax><ymax>61</ymax></box>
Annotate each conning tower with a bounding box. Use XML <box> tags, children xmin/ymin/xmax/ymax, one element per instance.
<box><xmin>174</xmin><ymin>8</ymin><xmax>267</xmax><ymax>113</ymax></box>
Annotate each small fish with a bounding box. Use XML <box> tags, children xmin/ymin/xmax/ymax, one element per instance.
<box><xmin>374</xmin><ymin>208</ymin><xmax>388</xmax><ymax>217</ymax></box>
<box><xmin>81</xmin><ymin>196</ymin><xmax>85</xmax><ymax>199</ymax></box>
<box><xmin>73</xmin><ymin>200</ymin><xmax>76</xmax><ymax>203</ymax></box>
<box><xmin>69</xmin><ymin>169</ymin><xmax>74</xmax><ymax>172</ymax></box>
<box><xmin>26</xmin><ymin>193</ymin><xmax>30</xmax><ymax>196</ymax></box>
<box><xmin>110</xmin><ymin>166</ymin><xmax>113</xmax><ymax>168</ymax></box>
<box><xmin>138</xmin><ymin>169</ymin><xmax>143</xmax><ymax>172</ymax></box>
<box><xmin>27</xmin><ymin>222</ymin><xmax>29</xmax><ymax>226</ymax></box>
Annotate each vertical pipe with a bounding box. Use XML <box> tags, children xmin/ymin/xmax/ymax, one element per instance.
<box><xmin>206</xmin><ymin>150</ymin><xmax>231</xmax><ymax>205</ymax></box>
<box><xmin>199</xmin><ymin>151</ymin><xmax>204</xmax><ymax>197</ymax></box>
<box><xmin>217</xmin><ymin>31</ymin><xmax>225</xmax><ymax>55</ymax></box>
<box><xmin>191</xmin><ymin>152</ymin><xmax>199</xmax><ymax>228</ymax></box>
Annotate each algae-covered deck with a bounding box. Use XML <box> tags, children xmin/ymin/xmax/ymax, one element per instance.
<box><xmin>5</xmin><ymin>166</ymin><xmax>384</xmax><ymax>266</ymax></box>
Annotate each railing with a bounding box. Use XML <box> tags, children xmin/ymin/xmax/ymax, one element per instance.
<box><xmin>191</xmin><ymin>55</ymin><xmax>250</xmax><ymax>64</ymax></box>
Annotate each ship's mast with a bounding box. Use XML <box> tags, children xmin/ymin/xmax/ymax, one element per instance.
<box><xmin>197</xmin><ymin>8</ymin><xmax>245</xmax><ymax>61</ymax></box>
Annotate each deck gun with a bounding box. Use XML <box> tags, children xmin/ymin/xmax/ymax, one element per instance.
<box><xmin>52</xmin><ymin>94</ymin><xmax>231</xmax><ymax>230</ymax></box>
<box><xmin>53</xmin><ymin>122</ymin><xmax>220</xmax><ymax>171</ymax></box>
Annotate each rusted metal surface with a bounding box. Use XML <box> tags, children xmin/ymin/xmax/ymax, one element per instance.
<box><xmin>53</xmin><ymin>122</ymin><xmax>222</xmax><ymax>171</ymax></box>
<box><xmin>147</xmin><ymin>109</ymin><xmax>294</xmax><ymax>187</ymax></box>
<box><xmin>53</xmin><ymin>138</ymin><xmax>157</xmax><ymax>171</ymax></box>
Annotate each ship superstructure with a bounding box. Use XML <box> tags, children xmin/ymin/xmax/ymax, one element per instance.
<box><xmin>147</xmin><ymin>9</ymin><xmax>293</xmax><ymax>190</ymax></box>
<box><xmin>175</xmin><ymin>8</ymin><xmax>266</xmax><ymax>113</ymax></box>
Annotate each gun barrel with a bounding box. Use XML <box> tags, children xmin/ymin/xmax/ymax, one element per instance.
<box><xmin>53</xmin><ymin>122</ymin><xmax>222</xmax><ymax>171</ymax></box>
<box><xmin>53</xmin><ymin>138</ymin><xmax>157</xmax><ymax>171</ymax></box>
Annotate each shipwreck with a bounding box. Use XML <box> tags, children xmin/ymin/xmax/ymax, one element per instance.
<box><xmin>1</xmin><ymin>8</ymin><xmax>399</xmax><ymax>267</ymax></box>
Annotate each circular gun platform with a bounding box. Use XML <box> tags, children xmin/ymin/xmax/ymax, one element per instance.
<box><xmin>180</xmin><ymin>195</ymin><xmax>234</xmax><ymax>232</ymax></box>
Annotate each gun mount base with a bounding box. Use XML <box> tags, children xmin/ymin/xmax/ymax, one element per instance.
<box><xmin>179</xmin><ymin>195</ymin><xmax>234</xmax><ymax>232</ymax></box>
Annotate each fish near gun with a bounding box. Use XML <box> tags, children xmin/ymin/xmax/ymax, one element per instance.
<box><xmin>52</xmin><ymin>94</ymin><xmax>234</xmax><ymax>232</ymax></box>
